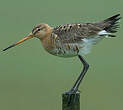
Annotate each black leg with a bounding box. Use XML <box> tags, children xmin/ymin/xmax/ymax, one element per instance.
<box><xmin>65</xmin><ymin>55</ymin><xmax>89</xmax><ymax>93</ymax></box>
<box><xmin>70</xmin><ymin>55</ymin><xmax>89</xmax><ymax>92</ymax></box>
<box><xmin>64</xmin><ymin>55</ymin><xmax>89</xmax><ymax>105</ymax></box>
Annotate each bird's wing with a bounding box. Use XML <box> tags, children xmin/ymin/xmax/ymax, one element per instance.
<box><xmin>53</xmin><ymin>23</ymin><xmax>102</xmax><ymax>43</ymax></box>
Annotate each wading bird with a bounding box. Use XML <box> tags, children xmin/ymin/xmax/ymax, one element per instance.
<box><xmin>3</xmin><ymin>14</ymin><xmax>121</xmax><ymax>95</ymax></box>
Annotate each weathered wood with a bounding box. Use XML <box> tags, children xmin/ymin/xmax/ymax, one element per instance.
<box><xmin>62</xmin><ymin>92</ymin><xmax>80</xmax><ymax>110</ymax></box>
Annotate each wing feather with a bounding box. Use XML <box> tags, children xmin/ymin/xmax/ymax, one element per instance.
<box><xmin>53</xmin><ymin>23</ymin><xmax>102</xmax><ymax>43</ymax></box>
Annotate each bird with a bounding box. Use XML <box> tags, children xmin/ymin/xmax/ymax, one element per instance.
<box><xmin>3</xmin><ymin>14</ymin><xmax>121</xmax><ymax>95</ymax></box>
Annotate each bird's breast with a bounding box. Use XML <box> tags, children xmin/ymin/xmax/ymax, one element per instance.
<box><xmin>41</xmin><ymin>37</ymin><xmax>79</xmax><ymax>57</ymax></box>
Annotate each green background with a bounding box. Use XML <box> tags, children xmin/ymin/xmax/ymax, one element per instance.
<box><xmin>0</xmin><ymin>0</ymin><xmax>123</xmax><ymax>110</ymax></box>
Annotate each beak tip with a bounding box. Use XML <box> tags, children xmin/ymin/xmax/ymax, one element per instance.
<box><xmin>2</xmin><ymin>48</ymin><xmax>7</xmax><ymax>51</ymax></box>
<box><xmin>2</xmin><ymin>44</ymin><xmax>16</xmax><ymax>51</ymax></box>
<box><xmin>2</xmin><ymin>34</ymin><xmax>33</xmax><ymax>52</ymax></box>
<box><xmin>2</xmin><ymin>49</ymin><xmax>6</xmax><ymax>51</ymax></box>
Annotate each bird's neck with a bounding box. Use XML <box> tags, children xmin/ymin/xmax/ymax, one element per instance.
<box><xmin>39</xmin><ymin>30</ymin><xmax>55</xmax><ymax>52</ymax></box>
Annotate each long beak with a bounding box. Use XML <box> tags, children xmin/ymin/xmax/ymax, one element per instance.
<box><xmin>3</xmin><ymin>33</ymin><xmax>34</xmax><ymax>51</ymax></box>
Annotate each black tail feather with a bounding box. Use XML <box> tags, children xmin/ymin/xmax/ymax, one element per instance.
<box><xmin>103</xmin><ymin>14</ymin><xmax>121</xmax><ymax>33</ymax></box>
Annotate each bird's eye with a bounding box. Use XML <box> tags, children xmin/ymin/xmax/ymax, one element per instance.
<box><xmin>37</xmin><ymin>28</ymin><xmax>41</xmax><ymax>31</ymax></box>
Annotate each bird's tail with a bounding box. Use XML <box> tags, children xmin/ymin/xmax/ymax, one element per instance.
<box><xmin>102</xmin><ymin>14</ymin><xmax>121</xmax><ymax>36</ymax></box>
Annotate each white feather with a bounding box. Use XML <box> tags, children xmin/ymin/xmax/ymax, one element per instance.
<box><xmin>98</xmin><ymin>30</ymin><xmax>108</xmax><ymax>35</ymax></box>
<box><xmin>98</xmin><ymin>30</ymin><xmax>112</xmax><ymax>38</ymax></box>
<box><xmin>79</xmin><ymin>35</ymin><xmax>104</xmax><ymax>55</ymax></box>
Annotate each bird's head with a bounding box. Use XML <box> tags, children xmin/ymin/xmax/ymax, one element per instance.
<box><xmin>32</xmin><ymin>24</ymin><xmax>52</xmax><ymax>39</ymax></box>
<box><xmin>2</xmin><ymin>24</ymin><xmax>52</xmax><ymax>51</ymax></box>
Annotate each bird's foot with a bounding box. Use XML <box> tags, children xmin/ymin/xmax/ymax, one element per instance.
<box><xmin>63</xmin><ymin>88</ymin><xmax>80</xmax><ymax>106</ymax></box>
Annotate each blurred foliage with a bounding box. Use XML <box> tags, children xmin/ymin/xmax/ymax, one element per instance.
<box><xmin>0</xmin><ymin>0</ymin><xmax>123</xmax><ymax>110</ymax></box>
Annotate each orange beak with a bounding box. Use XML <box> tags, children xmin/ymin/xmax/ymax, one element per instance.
<box><xmin>3</xmin><ymin>33</ymin><xmax>34</xmax><ymax>51</ymax></box>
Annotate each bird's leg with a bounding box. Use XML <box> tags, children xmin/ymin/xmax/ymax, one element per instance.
<box><xmin>64</xmin><ymin>55</ymin><xmax>89</xmax><ymax>105</ymax></box>
<box><xmin>67</xmin><ymin>55</ymin><xmax>89</xmax><ymax>94</ymax></box>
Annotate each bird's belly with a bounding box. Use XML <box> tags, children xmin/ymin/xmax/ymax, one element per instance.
<box><xmin>49</xmin><ymin>48</ymin><xmax>78</xmax><ymax>57</ymax></box>
<box><xmin>47</xmin><ymin>43</ymin><xmax>80</xmax><ymax>57</ymax></box>
<box><xmin>46</xmin><ymin>36</ymin><xmax>103</xmax><ymax>57</ymax></box>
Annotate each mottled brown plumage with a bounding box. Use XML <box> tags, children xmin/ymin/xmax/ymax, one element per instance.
<box><xmin>3</xmin><ymin>14</ymin><xmax>121</xmax><ymax>55</ymax></box>
<box><xmin>37</xmin><ymin>14</ymin><xmax>120</xmax><ymax>57</ymax></box>
<box><xmin>2</xmin><ymin>14</ymin><xmax>121</xmax><ymax>97</ymax></box>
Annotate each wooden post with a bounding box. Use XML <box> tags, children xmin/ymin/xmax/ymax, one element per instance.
<box><xmin>62</xmin><ymin>92</ymin><xmax>80</xmax><ymax>110</ymax></box>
